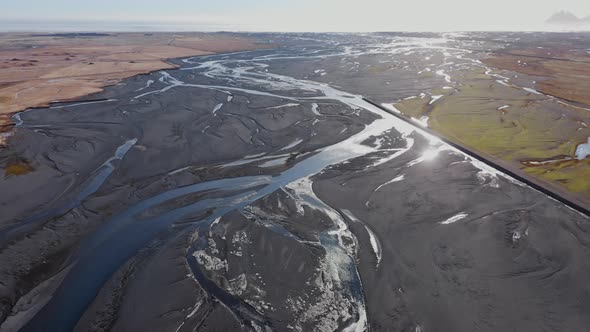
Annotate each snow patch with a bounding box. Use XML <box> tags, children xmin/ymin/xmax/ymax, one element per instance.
<box><xmin>280</xmin><ymin>138</ymin><xmax>303</xmax><ymax>151</ymax></box>
<box><xmin>576</xmin><ymin>138</ymin><xmax>590</xmax><ymax>160</ymax></box>
<box><xmin>440</xmin><ymin>213</ymin><xmax>468</xmax><ymax>225</ymax></box>
<box><xmin>429</xmin><ymin>95</ymin><xmax>443</xmax><ymax>105</ymax></box>
<box><xmin>212</xmin><ymin>103</ymin><xmax>224</xmax><ymax>114</ymax></box>
<box><xmin>523</xmin><ymin>87</ymin><xmax>542</xmax><ymax>95</ymax></box>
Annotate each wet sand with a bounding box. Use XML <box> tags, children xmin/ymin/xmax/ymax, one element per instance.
<box><xmin>1</xmin><ymin>33</ymin><xmax>590</xmax><ymax>332</ymax></box>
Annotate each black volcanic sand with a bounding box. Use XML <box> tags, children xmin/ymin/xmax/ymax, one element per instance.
<box><xmin>314</xmin><ymin>133</ymin><xmax>590</xmax><ymax>331</ymax></box>
<box><xmin>0</xmin><ymin>32</ymin><xmax>589</xmax><ymax>332</ymax></box>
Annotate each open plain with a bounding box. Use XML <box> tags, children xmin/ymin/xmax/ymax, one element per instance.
<box><xmin>0</xmin><ymin>32</ymin><xmax>264</xmax><ymax>145</ymax></box>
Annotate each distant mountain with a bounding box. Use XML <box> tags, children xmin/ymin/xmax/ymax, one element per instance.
<box><xmin>547</xmin><ymin>10</ymin><xmax>580</xmax><ymax>24</ymax></box>
<box><xmin>546</xmin><ymin>10</ymin><xmax>590</xmax><ymax>26</ymax></box>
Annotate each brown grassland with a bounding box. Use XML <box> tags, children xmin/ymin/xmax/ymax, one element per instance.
<box><xmin>0</xmin><ymin>32</ymin><xmax>266</xmax><ymax>145</ymax></box>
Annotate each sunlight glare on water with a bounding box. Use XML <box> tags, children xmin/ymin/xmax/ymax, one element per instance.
<box><xmin>421</xmin><ymin>148</ymin><xmax>440</xmax><ymax>161</ymax></box>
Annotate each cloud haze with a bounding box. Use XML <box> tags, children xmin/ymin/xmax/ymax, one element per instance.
<box><xmin>2</xmin><ymin>0</ymin><xmax>590</xmax><ymax>31</ymax></box>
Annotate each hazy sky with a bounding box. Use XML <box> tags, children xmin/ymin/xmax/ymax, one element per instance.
<box><xmin>2</xmin><ymin>0</ymin><xmax>590</xmax><ymax>31</ymax></box>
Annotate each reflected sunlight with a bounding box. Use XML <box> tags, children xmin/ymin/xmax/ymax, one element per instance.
<box><xmin>421</xmin><ymin>148</ymin><xmax>440</xmax><ymax>161</ymax></box>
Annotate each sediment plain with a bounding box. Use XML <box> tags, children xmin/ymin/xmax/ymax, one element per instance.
<box><xmin>1</xmin><ymin>32</ymin><xmax>590</xmax><ymax>332</ymax></box>
<box><xmin>0</xmin><ymin>32</ymin><xmax>264</xmax><ymax>145</ymax></box>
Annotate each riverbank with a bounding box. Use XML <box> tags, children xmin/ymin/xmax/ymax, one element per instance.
<box><xmin>390</xmin><ymin>32</ymin><xmax>590</xmax><ymax>209</ymax></box>
<box><xmin>366</xmin><ymin>98</ymin><xmax>590</xmax><ymax>217</ymax></box>
<box><xmin>0</xmin><ymin>32</ymin><xmax>268</xmax><ymax>146</ymax></box>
